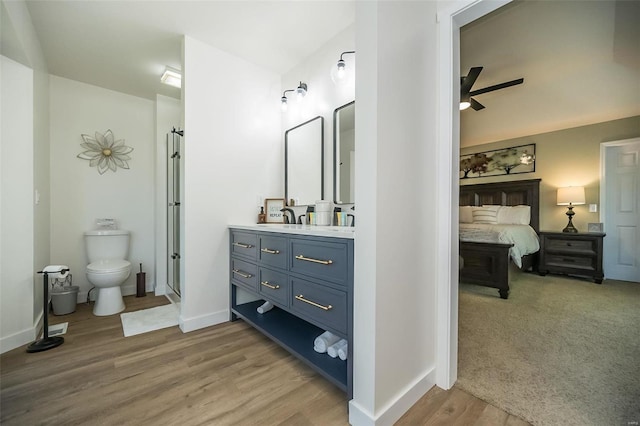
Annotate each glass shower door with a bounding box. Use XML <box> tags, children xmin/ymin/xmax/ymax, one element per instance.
<box><xmin>167</xmin><ymin>128</ymin><xmax>182</xmax><ymax>296</ymax></box>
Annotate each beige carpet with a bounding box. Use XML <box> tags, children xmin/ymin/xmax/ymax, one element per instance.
<box><xmin>458</xmin><ymin>268</ymin><xmax>640</xmax><ymax>426</ymax></box>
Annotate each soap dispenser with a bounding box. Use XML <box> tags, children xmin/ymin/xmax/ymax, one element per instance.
<box><xmin>258</xmin><ymin>206</ymin><xmax>266</xmax><ymax>224</ymax></box>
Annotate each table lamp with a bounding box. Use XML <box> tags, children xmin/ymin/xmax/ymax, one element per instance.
<box><xmin>557</xmin><ymin>186</ymin><xmax>585</xmax><ymax>233</ymax></box>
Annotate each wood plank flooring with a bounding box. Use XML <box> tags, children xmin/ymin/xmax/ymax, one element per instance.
<box><xmin>1</xmin><ymin>295</ymin><xmax>528</xmax><ymax>425</ymax></box>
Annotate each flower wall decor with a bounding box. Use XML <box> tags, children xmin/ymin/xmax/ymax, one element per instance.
<box><xmin>77</xmin><ymin>129</ymin><xmax>133</xmax><ymax>174</ymax></box>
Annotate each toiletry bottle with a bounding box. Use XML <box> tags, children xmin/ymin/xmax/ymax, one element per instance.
<box><xmin>258</xmin><ymin>206</ymin><xmax>266</xmax><ymax>224</ymax></box>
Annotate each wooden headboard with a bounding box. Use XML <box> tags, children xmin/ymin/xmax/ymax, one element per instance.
<box><xmin>459</xmin><ymin>179</ymin><xmax>541</xmax><ymax>232</ymax></box>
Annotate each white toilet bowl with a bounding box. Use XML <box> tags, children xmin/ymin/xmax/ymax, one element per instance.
<box><xmin>87</xmin><ymin>259</ymin><xmax>131</xmax><ymax>316</ymax></box>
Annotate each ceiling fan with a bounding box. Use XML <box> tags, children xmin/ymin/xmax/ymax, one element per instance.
<box><xmin>460</xmin><ymin>66</ymin><xmax>524</xmax><ymax>111</ymax></box>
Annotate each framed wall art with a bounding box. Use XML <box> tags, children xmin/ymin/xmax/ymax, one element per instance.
<box><xmin>460</xmin><ymin>143</ymin><xmax>536</xmax><ymax>179</ymax></box>
<box><xmin>264</xmin><ymin>198</ymin><xmax>286</xmax><ymax>223</ymax></box>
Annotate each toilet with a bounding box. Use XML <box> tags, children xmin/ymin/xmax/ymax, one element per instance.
<box><xmin>84</xmin><ymin>229</ymin><xmax>131</xmax><ymax>316</ymax></box>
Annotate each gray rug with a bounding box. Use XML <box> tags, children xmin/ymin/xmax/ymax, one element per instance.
<box><xmin>458</xmin><ymin>268</ymin><xmax>640</xmax><ymax>426</ymax></box>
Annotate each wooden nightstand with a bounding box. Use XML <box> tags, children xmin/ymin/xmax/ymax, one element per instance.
<box><xmin>538</xmin><ymin>231</ymin><xmax>605</xmax><ymax>283</ymax></box>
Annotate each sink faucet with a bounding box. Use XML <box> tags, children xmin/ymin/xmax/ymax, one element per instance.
<box><xmin>280</xmin><ymin>208</ymin><xmax>296</xmax><ymax>224</ymax></box>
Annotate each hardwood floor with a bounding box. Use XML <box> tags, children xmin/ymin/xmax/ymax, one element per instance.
<box><xmin>1</xmin><ymin>295</ymin><xmax>528</xmax><ymax>425</ymax></box>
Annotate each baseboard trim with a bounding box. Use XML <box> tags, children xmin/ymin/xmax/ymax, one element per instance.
<box><xmin>348</xmin><ymin>368</ymin><xmax>436</xmax><ymax>425</ymax></box>
<box><xmin>0</xmin><ymin>323</ymin><xmax>37</xmax><ymax>354</ymax></box>
<box><xmin>179</xmin><ymin>309</ymin><xmax>228</xmax><ymax>333</ymax></box>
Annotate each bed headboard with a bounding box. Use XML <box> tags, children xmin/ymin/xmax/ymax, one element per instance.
<box><xmin>460</xmin><ymin>179</ymin><xmax>541</xmax><ymax>232</ymax></box>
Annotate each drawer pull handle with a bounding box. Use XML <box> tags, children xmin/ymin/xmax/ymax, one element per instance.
<box><xmin>261</xmin><ymin>248</ymin><xmax>280</xmax><ymax>255</ymax></box>
<box><xmin>233</xmin><ymin>242</ymin><xmax>253</xmax><ymax>249</ymax></box>
<box><xmin>295</xmin><ymin>294</ymin><xmax>332</xmax><ymax>311</ymax></box>
<box><xmin>295</xmin><ymin>255</ymin><xmax>333</xmax><ymax>265</ymax></box>
<box><xmin>232</xmin><ymin>269</ymin><xmax>252</xmax><ymax>279</ymax></box>
<box><xmin>261</xmin><ymin>281</ymin><xmax>280</xmax><ymax>290</ymax></box>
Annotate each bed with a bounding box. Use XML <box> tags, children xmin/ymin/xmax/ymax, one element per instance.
<box><xmin>459</xmin><ymin>179</ymin><xmax>541</xmax><ymax>299</ymax></box>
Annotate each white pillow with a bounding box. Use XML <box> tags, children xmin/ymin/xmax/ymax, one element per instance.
<box><xmin>472</xmin><ymin>207</ymin><xmax>498</xmax><ymax>224</ymax></box>
<box><xmin>459</xmin><ymin>206</ymin><xmax>474</xmax><ymax>223</ymax></box>
<box><xmin>497</xmin><ymin>205</ymin><xmax>531</xmax><ymax>225</ymax></box>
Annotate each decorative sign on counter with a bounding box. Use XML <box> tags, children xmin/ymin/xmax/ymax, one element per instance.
<box><xmin>265</xmin><ymin>198</ymin><xmax>285</xmax><ymax>223</ymax></box>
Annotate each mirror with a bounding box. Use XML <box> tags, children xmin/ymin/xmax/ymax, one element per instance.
<box><xmin>333</xmin><ymin>101</ymin><xmax>355</xmax><ymax>204</ymax></box>
<box><xmin>285</xmin><ymin>116</ymin><xmax>324</xmax><ymax>206</ymax></box>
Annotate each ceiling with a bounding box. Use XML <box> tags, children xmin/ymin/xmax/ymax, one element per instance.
<box><xmin>17</xmin><ymin>1</ymin><xmax>640</xmax><ymax>148</ymax></box>
<box><xmin>460</xmin><ymin>0</ymin><xmax>640</xmax><ymax>147</ymax></box>
<box><xmin>23</xmin><ymin>1</ymin><xmax>355</xmax><ymax>100</ymax></box>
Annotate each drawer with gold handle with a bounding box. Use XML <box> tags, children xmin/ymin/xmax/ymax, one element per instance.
<box><xmin>258</xmin><ymin>267</ymin><xmax>288</xmax><ymax>306</ymax></box>
<box><xmin>290</xmin><ymin>238</ymin><xmax>349</xmax><ymax>286</ymax></box>
<box><xmin>291</xmin><ymin>277</ymin><xmax>347</xmax><ymax>334</ymax></box>
<box><xmin>231</xmin><ymin>231</ymin><xmax>258</xmax><ymax>260</ymax></box>
<box><xmin>259</xmin><ymin>235</ymin><xmax>288</xmax><ymax>269</ymax></box>
<box><xmin>230</xmin><ymin>258</ymin><xmax>257</xmax><ymax>291</ymax></box>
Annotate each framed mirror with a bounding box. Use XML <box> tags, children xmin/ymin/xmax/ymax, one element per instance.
<box><xmin>285</xmin><ymin>116</ymin><xmax>324</xmax><ymax>206</ymax></box>
<box><xmin>333</xmin><ymin>101</ymin><xmax>355</xmax><ymax>204</ymax></box>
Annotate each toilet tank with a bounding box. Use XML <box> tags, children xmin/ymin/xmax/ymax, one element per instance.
<box><xmin>84</xmin><ymin>230</ymin><xmax>130</xmax><ymax>263</ymax></box>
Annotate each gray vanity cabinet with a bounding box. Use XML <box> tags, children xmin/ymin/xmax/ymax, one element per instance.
<box><xmin>229</xmin><ymin>227</ymin><xmax>354</xmax><ymax>398</ymax></box>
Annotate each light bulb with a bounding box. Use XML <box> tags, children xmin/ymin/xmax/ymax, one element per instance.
<box><xmin>336</xmin><ymin>60</ymin><xmax>346</xmax><ymax>80</ymax></box>
<box><xmin>281</xmin><ymin>97</ymin><xmax>288</xmax><ymax>112</ymax></box>
<box><xmin>295</xmin><ymin>82</ymin><xmax>307</xmax><ymax>101</ymax></box>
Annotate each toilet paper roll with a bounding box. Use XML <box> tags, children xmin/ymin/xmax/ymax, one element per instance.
<box><xmin>43</xmin><ymin>265</ymin><xmax>70</xmax><ymax>279</ymax></box>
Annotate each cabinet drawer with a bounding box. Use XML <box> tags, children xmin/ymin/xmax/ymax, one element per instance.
<box><xmin>290</xmin><ymin>239</ymin><xmax>349</xmax><ymax>286</ymax></box>
<box><xmin>545</xmin><ymin>254</ymin><xmax>594</xmax><ymax>270</ymax></box>
<box><xmin>259</xmin><ymin>235</ymin><xmax>288</xmax><ymax>269</ymax></box>
<box><xmin>258</xmin><ymin>267</ymin><xmax>288</xmax><ymax>306</ymax></box>
<box><xmin>231</xmin><ymin>232</ymin><xmax>258</xmax><ymax>260</ymax></box>
<box><xmin>231</xmin><ymin>258</ymin><xmax>257</xmax><ymax>291</ymax></box>
<box><xmin>291</xmin><ymin>277</ymin><xmax>347</xmax><ymax>335</ymax></box>
<box><xmin>545</xmin><ymin>238</ymin><xmax>594</xmax><ymax>252</ymax></box>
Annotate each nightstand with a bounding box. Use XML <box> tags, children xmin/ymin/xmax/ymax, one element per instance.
<box><xmin>538</xmin><ymin>231</ymin><xmax>605</xmax><ymax>283</ymax></box>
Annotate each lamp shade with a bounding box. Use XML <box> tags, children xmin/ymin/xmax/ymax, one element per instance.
<box><xmin>557</xmin><ymin>186</ymin><xmax>585</xmax><ymax>205</ymax></box>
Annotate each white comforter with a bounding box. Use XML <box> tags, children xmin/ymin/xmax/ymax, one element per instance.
<box><xmin>459</xmin><ymin>223</ymin><xmax>540</xmax><ymax>268</ymax></box>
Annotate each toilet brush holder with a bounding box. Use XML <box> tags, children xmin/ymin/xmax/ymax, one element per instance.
<box><xmin>136</xmin><ymin>263</ymin><xmax>146</xmax><ymax>297</ymax></box>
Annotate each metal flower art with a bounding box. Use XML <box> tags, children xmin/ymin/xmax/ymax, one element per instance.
<box><xmin>77</xmin><ymin>130</ymin><xmax>133</xmax><ymax>174</ymax></box>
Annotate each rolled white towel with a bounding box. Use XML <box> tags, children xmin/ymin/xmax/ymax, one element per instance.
<box><xmin>256</xmin><ymin>301</ymin><xmax>273</xmax><ymax>314</ymax></box>
<box><xmin>313</xmin><ymin>344</ymin><xmax>323</xmax><ymax>353</ymax></box>
<box><xmin>327</xmin><ymin>339</ymin><xmax>347</xmax><ymax>359</ymax></box>
<box><xmin>338</xmin><ymin>342</ymin><xmax>348</xmax><ymax>361</ymax></box>
<box><xmin>43</xmin><ymin>265</ymin><xmax>70</xmax><ymax>279</ymax></box>
<box><xmin>313</xmin><ymin>331</ymin><xmax>340</xmax><ymax>353</ymax></box>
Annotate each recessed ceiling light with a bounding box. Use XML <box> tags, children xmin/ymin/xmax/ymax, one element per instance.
<box><xmin>161</xmin><ymin>66</ymin><xmax>181</xmax><ymax>88</ymax></box>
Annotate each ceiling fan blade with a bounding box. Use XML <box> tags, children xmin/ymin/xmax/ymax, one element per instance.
<box><xmin>470</xmin><ymin>98</ymin><xmax>485</xmax><ymax>111</ymax></box>
<box><xmin>460</xmin><ymin>66</ymin><xmax>483</xmax><ymax>94</ymax></box>
<box><xmin>469</xmin><ymin>78</ymin><xmax>524</xmax><ymax>96</ymax></box>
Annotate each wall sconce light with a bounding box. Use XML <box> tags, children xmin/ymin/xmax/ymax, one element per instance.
<box><xmin>281</xmin><ymin>81</ymin><xmax>307</xmax><ymax>112</ymax></box>
<box><xmin>160</xmin><ymin>66</ymin><xmax>182</xmax><ymax>88</ymax></box>
<box><xmin>332</xmin><ymin>51</ymin><xmax>355</xmax><ymax>83</ymax></box>
<box><xmin>557</xmin><ymin>186</ymin><xmax>585</xmax><ymax>233</ymax></box>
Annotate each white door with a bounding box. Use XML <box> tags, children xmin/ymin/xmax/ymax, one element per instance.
<box><xmin>602</xmin><ymin>138</ymin><xmax>640</xmax><ymax>282</ymax></box>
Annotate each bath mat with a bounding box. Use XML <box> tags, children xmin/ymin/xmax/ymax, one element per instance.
<box><xmin>120</xmin><ymin>303</ymin><xmax>179</xmax><ymax>337</ymax></box>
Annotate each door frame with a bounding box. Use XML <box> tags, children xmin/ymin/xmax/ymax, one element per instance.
<box><xmin>599</xmin><ymin>137</ymin><xmax>640</xmax><ymax>279</ymax></box>
<box><xmin>435</xmin><ymin>0</ymin><xmax>512</xmax><ymax>388</ymax></box>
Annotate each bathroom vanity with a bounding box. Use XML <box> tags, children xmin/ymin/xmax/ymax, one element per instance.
<box><xmin>229</xmin><ymin>224</ymin><xmax>354</xmax><ymax>397</ymax></box>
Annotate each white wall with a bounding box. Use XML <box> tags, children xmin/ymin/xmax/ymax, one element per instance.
<box><xmin>350</xmin><ymin>2</ymin><xmax>439</xmax><ymax>424</ymax></box>
<box><xmin>1</xmin><ymin>0</ymin><xmax>50</xmax><ymax>354</ymax></box>
<box><xmin>154</xmin><ymin>94</ymin><xmax>182</xmax><ymax>296</ymax></box>
<box><xmin>49</xmin><ymin>76</ymin><xmax>156</xmax><ymax>302</ymax></box>
<box><xmin>281</xmin><ymin>25</ymin><xmax>356</xmax><ymax>202</ymax></box>
<box><xmin>0</xmin><ymin>55</ymin><xmax>35</xmax><ymax>352</ymax></box>
<box><xmin>180</xmin><ymin>36</ymin><xmax>281</xmax><ymax>332</ymax></box>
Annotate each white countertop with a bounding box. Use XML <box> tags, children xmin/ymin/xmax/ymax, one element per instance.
<box><xmin>230</xmin><ymin>224</ymin><xmax>355</xmax><ymax>239</ymax></box>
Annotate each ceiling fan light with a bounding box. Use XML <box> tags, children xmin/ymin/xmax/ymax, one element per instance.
<box><xmin>460</xmin><ymin>101</ymin><xmax>471</xmax><ymax>110</ymax></box>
